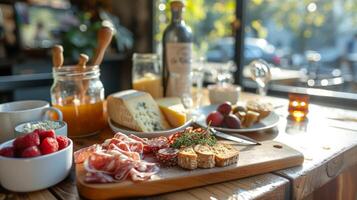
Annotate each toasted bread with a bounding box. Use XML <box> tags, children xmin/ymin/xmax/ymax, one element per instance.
<box><xmin>242</xmin><ymin>110</ymin><xmax>260</xmax><ymax>128</ymax></box>
<box><xmin>193</xmin><ymin>144</ymin><xmax>215</xmax><ymax>168</ymax></box>
<box><xmin>212</xmin><ymin>143</ymin><xmax>239</xmax><ymax>167</ymax></box>
<box><xmin>246</xmin><ymin>100</ymin><xmax>273</xmax><ymax>120</ymax></box>
<box><xmin>177</xmin><ymin>147</ymin><xmax>198</xmax><ymax>170</ymax></box>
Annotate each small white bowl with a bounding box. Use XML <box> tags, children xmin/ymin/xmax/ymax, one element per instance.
<box><xmin>208</xmin><ymin>83</ymin><xmax>241</xmax><ymax>104</ymax></box>
<box><xmin>0</xmin><ymin>138</ymin><xmax>73</xmax><ymax>192</ymax></box>
<box><xmin>14</xmin><ymin>120</ymin><xmax>67</xmax><ymax>137</ymax></box>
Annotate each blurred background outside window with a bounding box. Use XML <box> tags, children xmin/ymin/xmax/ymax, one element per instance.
<box><xmin>154</xmin><ymin>0</ymin><xmax>357</xmax><ymax>98</ymax></box>
<box><xmin>154</xmin><ymin>0</ymin><xmax>237</xmax><ymax>84</ymax></box>
<box><xmin>1</xmin><ymin>0</ymin><xmax>357</xmax><ymax>104</ymax></box>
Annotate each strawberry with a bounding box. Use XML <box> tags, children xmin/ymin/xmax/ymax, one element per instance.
<box><xmin>37</xmin><ymin>129</ymin><xmax>56</xmax><ymax>141</ymax></box>
<box><xmin>21</xmin><ymin>146</ymin><xmax>41</xmax><ymax>158</ymax></box>
<box><xmin>56</xmin><ymin>135</ymin><xmax>69</xmax><ymax>150</ymax></box>
<box><xmin>13</xmin><ymin>132</ymin><xmax>40</xmax><ymax>150</ymax></box>
<box><xmin>0</xmin><ymin>146</ymin><xmax>15</xmax><ymax>157</ymax></box>
<box><xmin>40</xmin><ymin>137</ymin><xmax>59</xmax><ymax>155</ymax></box>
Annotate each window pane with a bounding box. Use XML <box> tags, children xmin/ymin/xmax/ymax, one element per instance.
<box><xmin>154</xmin><ymin>0</ymin><xmax>236</xmax><ymax>59</ymax></box>
<box><xmin>244</xmin><ymin>0</ymin><xmax>357</xmax><ymax>95</ymax></box>
<box><xmin>154</xmin><ymin>0</ymin><xmax>237</xmax><ymax>85</ymax></box>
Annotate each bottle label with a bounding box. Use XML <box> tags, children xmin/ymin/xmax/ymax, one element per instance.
<box><xmin>165</xmin><ymin>42</ymin><xmax>192</xmax><ymax>97</ymax></box>
<box><xmin>166</xmin><ymin>43</ymin><xmax>192</xmax><ymax>74</ymax></box>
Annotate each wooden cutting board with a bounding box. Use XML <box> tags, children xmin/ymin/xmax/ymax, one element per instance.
<box><xmin>76</xmin><ymin>140</ymin><xmax>303</xmax><ymax>199</ymax></box>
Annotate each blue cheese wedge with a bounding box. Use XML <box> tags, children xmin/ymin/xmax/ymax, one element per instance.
<box><xmin>107</xmin><ymin>90</ymin><xmax>170</xmax><ymax>132</ymax></box>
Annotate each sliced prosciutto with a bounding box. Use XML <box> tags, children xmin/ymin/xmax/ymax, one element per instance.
<box><xmin>74</xmin><ymin>132</ymin><xmax>159</xmax><ymax>183</ymax></box>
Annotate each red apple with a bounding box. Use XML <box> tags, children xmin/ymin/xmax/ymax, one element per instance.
<box><xmin>224</xmin><ymin>114</ymin><xmax>241</xmax><ymax>129</ymax></box>
<box><xmin>217</xmin><ymin>102</ymin><xmax>232</xmax><ymax>115</ymax></box>
<box><xmin>206</xmin><ymin>111</ymin><xmax>224</xmax><ymax>127</ymax></box>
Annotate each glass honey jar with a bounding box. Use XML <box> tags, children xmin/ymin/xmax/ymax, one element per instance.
<box><xmin>50</xmin><ymin>65</ymin><xmax>106</xmax><ymax>137</ymax></box>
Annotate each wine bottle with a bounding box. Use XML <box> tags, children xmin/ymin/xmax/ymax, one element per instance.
<box><xmin>162</xmin><ymin>0</ymin><xmax>193</xmax><ymax>97</ymax></box>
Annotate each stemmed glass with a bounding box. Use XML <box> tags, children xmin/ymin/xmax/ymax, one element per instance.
<box><xmin>216</xmin><ymin>61</ymin><xmax>236</xmax><ymax>85</ymax></box>
<box><xmin>248</xmin><ymin>59</ymin><xmax>272</xmax><ymax>96</ymax></box>
<box><xmin>181</xmin><ymin>56</ymin><xmax>205</xmax><ymax>119</ymax></box>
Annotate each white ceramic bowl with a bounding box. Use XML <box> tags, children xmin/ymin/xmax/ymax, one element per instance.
<box><xmin>208</xmin><ymin>84</ymin><xmax>241</xmax><ymax>104</ymax></box>
<box><xmin>0</xmin><ymin>138</ymin><xmax>73</xmax><ymax>192</ymax></box>
<box><xmin>14</xmin><ymin>120</ymin><xmax>67</xmax><ymax>137</ymax></box>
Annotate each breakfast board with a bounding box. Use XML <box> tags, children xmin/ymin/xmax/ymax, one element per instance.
<box><xmin>76</xmin><ymin>140</ymin><xmax>304</xmax><ymax>199</ymax></box>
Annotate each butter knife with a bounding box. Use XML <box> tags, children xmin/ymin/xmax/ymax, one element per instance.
<box><xmin>327</xmin><ymin>117</ymin><xmax>357</xmax><ymax>122</ymax></box>
<box><xmin>209</xmin><ymin>128</ymin><xmax>261</xmax><ymax>145</ymax></box>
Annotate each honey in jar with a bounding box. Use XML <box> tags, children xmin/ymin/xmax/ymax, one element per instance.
<box><xmin>53</xmin><ymin>99</ymin><xmax>106</xmax><ymax>137</ymax></box>
<box><xmin>51</xmin><ymin>65</ymin><xmax>106</xmax><ymax>137</ymax></box>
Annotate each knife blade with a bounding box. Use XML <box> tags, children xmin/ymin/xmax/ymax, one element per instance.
<box><xmin>327</xmin><ymin>117</ymin><xmax>357</xmax><ymax>122</ymax></box>
<box><xmin>209</xmin><ymin>128</ymin><xmax>261</xmax><ymax>145</ymax></box>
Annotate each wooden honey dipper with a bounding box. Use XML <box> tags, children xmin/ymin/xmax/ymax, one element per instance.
<box><xmin>52</xmin><ymin>45</ymin><xmax>64</xmax><ymax>68</ymax></box>
<box><xmin>92</xmin><ymin>25</ymin><xmax>114</xmax><ymax>66</ymax></box>
<box><xmin>78</xmin><ymin>54</ymin><xmax>89</xmax><ymax>69</ymax></box>
<box><xmin>77</xmin><ymin>54</ymin><xmax>89</xmax><ymax>103</ymax></box>
<box><xmin>78</xmin><ymin>25</ymin><xmax>113</xmax><ymax>103</ymax></box>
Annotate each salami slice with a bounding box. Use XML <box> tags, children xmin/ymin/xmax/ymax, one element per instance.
<box><xmin>155</xmin><ymin>147</ymin><xmax>179</xmax><ymax>167</ymax></box>
<box><xmin>144</xmin><ymin>136</ymin><xmax>169</xmax><ymax>154</ymax></box>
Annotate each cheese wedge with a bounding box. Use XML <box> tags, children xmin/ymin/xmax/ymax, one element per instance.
<box><xmin>107</xmin><ymin>90</ymin><xmax>170</xmax><ymax>132</ymax></box>
<box><xmin>156</xmin><ymin>97</ymin><xmax>187</xmax><ymax>128</ymax></box>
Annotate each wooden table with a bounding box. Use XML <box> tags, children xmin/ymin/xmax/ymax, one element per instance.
<box><xmin>1</xmin><ymin>91</ymin><xmax>357</xmax><ymax>200</ymax></box>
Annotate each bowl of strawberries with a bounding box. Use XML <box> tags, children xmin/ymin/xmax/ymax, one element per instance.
<box><xmin>0</xmin><ymin>129</ymin><xmax>72</xmax><ymax>192</ymax></box>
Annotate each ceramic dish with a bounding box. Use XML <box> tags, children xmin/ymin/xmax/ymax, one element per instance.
<box><xmin>14</xmin><ymin>120</ymin><xmax>67</xmax><ymax>137</ymax></box>
<box><xmin>0</xmin><ymin>138</ymin><xmax>73</xmax><ymax>192</ymax></box>
<box><xmin>196</xmin><ymin>104</ymin><xmax>279</xmax><ymax>133</ymax></box>
<box><xmin>108</xmin><ymin>118</ymin><xmax>193</xmax><ymax>138</ymax></box>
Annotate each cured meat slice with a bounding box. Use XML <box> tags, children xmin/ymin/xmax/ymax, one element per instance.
<box><xmin>76</xmin><ymin>132</ymin><xmax>159</xmax><ymax>183</ymax></box>
<box><xmin>74</xmin><ymin>144</ymin><xmax>102</xmax><ymax>164</ymax></box>
<box><xmin>144</xmin><ymin>136</ymin><xmax>169</xmax><ymax>154</ymax></box>
<box><xmin>155</xmin><ymin>147</ymin><xmax>179</xmax><ymax>167</ymax></box>
<box><xmin>108</xmin><ymin>144</ymin><xmax>141</xmax><ymax>161</ymax></box>
<box><xmin>103</xmin><ymin>137</ymin><xmax>144</xmax><ymax>155</ymax></box>
<box><xmin>130</xmin><ymin>161</ymin><xmax>160</xmax><ymax>181</ymax></box>
<box><xmin>129</xmin><ymin>134</ymin><xmax>147</xmax><ymax>143</ymax></box>
<box><xmin>85</xmin><ymin>172</ymin><xmax>114</xmax><ymax>183</ymax></box>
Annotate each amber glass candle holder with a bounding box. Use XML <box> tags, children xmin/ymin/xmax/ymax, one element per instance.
<box><xmin>288</xmin><ymin>93</ymin><xmax>309</xmax><ymax>122</ymax></box>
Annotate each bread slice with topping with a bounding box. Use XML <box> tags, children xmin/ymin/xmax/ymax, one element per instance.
<box><xmin>194</xmin><ymin>144</ymin><xmax>215</xmax><ymax>168</ymax></box>
<box><xmin>177</xmin><ymin>146</ymin><xmax>197</xmax><ymax>170</ymax></box>
<box><xmin>246</xmin><ymin>100</ymin><xmax>273</xmax><ymax>120</ymax></box>
<box><xmin>212</xmin><ymin>143</ymin><xmax>239</xmax><ymax>167</ymax></box>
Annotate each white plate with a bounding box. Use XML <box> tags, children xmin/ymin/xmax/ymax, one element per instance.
<box><xmin>108</xmin><ymin>118</ymin><xmax>193</xmax><ymax>138</ymax></box>
<box><xmin>196</xmin><ymin>104</ymin><xmax>280</xmax><ymax>133</ymax></box>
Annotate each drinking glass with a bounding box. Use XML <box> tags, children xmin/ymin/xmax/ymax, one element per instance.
<box><xmin>248</xmin><ymin>59</ymin><xmax>272</xmax><ymax>96</ymax></box>
<box><xmin>132</xmin><ymin>53</ymin><xmax>163</xmax><ymax>98</ymax></box>
<box><xmin>216</xmin><ymin>61</ymin><xmax>236</xmax><ymax>84</ymax></box>
<box><xmin>181</xmin><ymin>56</ymin><xmax>205</xmax><ymax>119</ymax></box>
